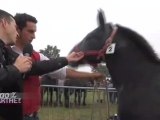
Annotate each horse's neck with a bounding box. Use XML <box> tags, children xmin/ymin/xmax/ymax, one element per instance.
<box><xmin>117</xmin><ymin>26</ymin><xmax>160</xmax><ymax>62</ymax></box>
<box><xmin>105</xmin><ymin>42</ymin><xmax>159</xmax><ymax>87</ymax></box>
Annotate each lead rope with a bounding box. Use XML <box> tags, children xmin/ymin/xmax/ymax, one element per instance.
<box><xmin>106</xmin><ymin>79</ymin><xmax>111</xmax><ymax>120</ymax></box>
<box><xmin>101</xmin><ymin>62</ymin><xmax>111</xmax><ymax>120</ymax></box>
<box><xmin>91</xmin><ymin>79</ymin><xmax>97</xmax><ymax>120</ymax></box>
<box><xmin>91</xmin><ymin>67</ymin><xmax>110</xmax><ymax>120</ymax></box>
<box><xmin>97</xmin><ymin>81</ymin><xmax>103</xmax><ymax>120</ymax></box>
<box><xmin>96</xmin><ymin>62</ymin><xmax>111</xmax><ymax>120</ymax></box>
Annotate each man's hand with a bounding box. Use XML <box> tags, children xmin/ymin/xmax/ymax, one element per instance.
<box><xmin>67</xmin><ymin>52</ymin><xmax>84</xmax><ymax>63</ymax></box>
<box><xmin>91</xmin><ymin>72</ymin><xmax>105</xmax><ymax>82</ymax></box>
<box><xmin>13</xmin><ymin>56</ymin><xmax>32</xmax><ymax>73</ymax></box>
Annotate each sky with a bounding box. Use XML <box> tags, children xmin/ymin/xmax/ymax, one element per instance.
<box><xmin>1</xmin><ymin>0</ymin><xmax>160</xmax><ymax>58</ymax></box>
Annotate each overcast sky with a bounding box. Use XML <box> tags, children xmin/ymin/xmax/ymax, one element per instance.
<box><xmin>1</xmin><ymin>0</ymin><xmax>160</xmax><ymax>57</ymax></box>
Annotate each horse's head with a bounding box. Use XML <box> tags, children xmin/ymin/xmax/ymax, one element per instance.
<box><xmin>69</xmin><ymin>9</ymin><xmax>118</xmax><ymax>67</ymax></box>
<box><xmin>70</xmin><ymin>9</ymin><xmax>159</xmax><ymax>68</ymax></box>
<box><xmin>70</xmin><ymin>9</ymin><xmax>160</xmax><ymax>88</ymax></box>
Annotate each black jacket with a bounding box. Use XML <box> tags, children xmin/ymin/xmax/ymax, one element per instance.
<box><xmin>0</xmin><ymin>39</ymin><xmax>68</xmax><ymax>120</ymax></box>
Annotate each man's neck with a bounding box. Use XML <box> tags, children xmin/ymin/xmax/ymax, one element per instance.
<box><xmin>15</xmin><ymin>42</ymin><xmax>24</xmax><ymax>51</ymax></box>
<box><xmin>0</xmin><ymin>33</ymin><xmax>8</xmax><ymax>45</ymax></box>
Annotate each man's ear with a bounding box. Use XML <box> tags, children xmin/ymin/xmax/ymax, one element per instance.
<box><xmin>16</xmin><ymin>27</ymin><xmax>21</xmax><ymax>39</ymax></box>
<box><xmin>16</xmin><ymin>27</ymin><xmax>21</xmax><ymax>33</ymax></box>
<box><xmin>1</xmin><ymin>19</ymin><xmax>8</xmax><ymax>29</ymax></box>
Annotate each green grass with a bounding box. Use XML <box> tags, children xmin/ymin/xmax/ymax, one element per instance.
<box><xmin>39</xmin><ymin>90</ymin><xmax>118</xmax><ymax>120</ymax></box>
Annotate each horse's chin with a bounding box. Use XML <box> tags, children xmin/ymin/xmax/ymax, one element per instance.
<box><xmin>89</xmin><ymin>63</ymin><xmax>98</xmax><ymax>67</ymax></box>
<box><xmin>68</xmin><ymin>63</ymin><xmax>79</xmax><ymax>68</ymax></box>
<box><xmin>68</xmin><ymin>60</ymin><xmax>85</xmax><ymax>68</ymax></box>
<box><xmin>69</xmin><ymin>63</ymin><xmax>98</xmax><ymax>69</ymax></box>
<box><xmin>68</xmin><ymin>58</ymin><xmax>99</xmax><ymax>68</ymax></box>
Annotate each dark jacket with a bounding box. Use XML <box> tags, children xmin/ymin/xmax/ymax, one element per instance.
<box><xmin>0</xmin><ymin>39</ymin><xmax>68</xmax><ymax>120</ymax></box>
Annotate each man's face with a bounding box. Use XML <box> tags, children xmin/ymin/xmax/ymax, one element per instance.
<box><xmin>5</xmin><ymin>18</ymin><xmax>19</xmax><ymax>45</ymax></box>
<box><xmin>18</xmin><ymin>21</ymin><xmax>37</xmax><ymax>45</ymax></box>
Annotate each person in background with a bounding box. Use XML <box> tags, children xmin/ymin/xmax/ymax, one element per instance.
<box><xmin>13</xmin><ymin>13</ymin><xmax>105</xmax><ymax>120</ymax></box>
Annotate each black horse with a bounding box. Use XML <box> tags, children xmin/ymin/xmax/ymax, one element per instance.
<box><xmin>41</xmin><ymin>75</ymin><xmax>63</xmax><ymax>106</ymax></box>
<box><xmin>69</xmin><ymin>9</ymin><xmax>160</xmax><ymax>120</ymax></box>
<box><xmin>41</xmin><ymin>74</ymin><xmax>90</xmax><ymax>108</ymax></box>
<box><xmin>64</xmin><ymin>78</ymin><xmax>90</xmax><ymax>107</ymax></box>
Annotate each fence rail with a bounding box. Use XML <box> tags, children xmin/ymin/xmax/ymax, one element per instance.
<box><xmin>40</xmin><ymin>85</ymin><xmax>118</xmax><ymax>120</ymax></box>
<box><xmin>41</xmin><ymin>84</ymin><xmax>117</xmax><ymax>90</ymax></box>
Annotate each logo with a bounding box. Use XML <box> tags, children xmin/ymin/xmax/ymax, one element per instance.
<box><xmin>0</xmin><ymin>92</ymin><xmax>21</xmax><ymax>104</ymax></box>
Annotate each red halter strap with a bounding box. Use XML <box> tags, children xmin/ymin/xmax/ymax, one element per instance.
<box><xmin>74</xmin><ymin>25</ymin><xmax>118</xmax><ymax>60</ymax></box>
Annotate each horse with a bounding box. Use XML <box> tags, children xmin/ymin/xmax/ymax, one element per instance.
<box><xmin>40</xmin><ymin>75</ymin><xmax>63</xmax><ymax>106</ymax></box>
<box><xmin>41</xmin><ymin>74</ymin><xmax>90</xmax><ymax>108</ymax></box>
<box><xmin>64</xmin><ymin>78</ymin><xmax>90</xmax><ymax>107</ymax></box>
<box><xmin>69</xmin><ymin>9</ymin><xmax>160</xmax><ymax>120</ymax></box>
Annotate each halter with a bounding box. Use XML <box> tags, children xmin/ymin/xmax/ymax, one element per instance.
<box><xmin>74</xmin><ymin>25</ymin><xmax>118</xmax><ymax>61</ymax></box>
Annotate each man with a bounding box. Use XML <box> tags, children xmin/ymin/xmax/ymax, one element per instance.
<box><xmin>14</xmin><ymin>13</ymin><xmax>105</xmax><ymax>120</ymax></box>
<box><xmin>0</xmin><ymin>9</ymin><xmax>88</xmax><ymax>120</ymax></box>
<box><xmin>0</xmin><ymin>9</ymin><xmax>33</xmax><ymax>120</ymax></box>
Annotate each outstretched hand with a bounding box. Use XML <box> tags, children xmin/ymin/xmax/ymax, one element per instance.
<box><xmin>91</xmin><ymin>72</ymin><xmax>105</xmax><ymax>82</ymax></box>
<box><xmin>67</xmin><ymin>52</ymin><xmax>84</xmax><ymax>63</ymax></box>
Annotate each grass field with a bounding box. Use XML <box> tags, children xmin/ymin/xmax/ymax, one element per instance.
<box><xmin>39</xmin><ymin>89</ymin><xmax>118</xmax><ymax>120</ymax></box>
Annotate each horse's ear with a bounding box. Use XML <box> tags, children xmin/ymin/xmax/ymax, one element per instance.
<box><xmin>97</xmin><ymin>9</ymin><xmax>106</xmax><ymax>30</ymax></box>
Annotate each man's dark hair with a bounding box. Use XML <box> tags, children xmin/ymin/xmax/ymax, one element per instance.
<box><xmin>0</xmin><ymin>9</ymin><xmax>14</xmax><ymax>22</ymax></box>
<box><xmin>14</xmin><ymin>13</ymin><xmax>38</xmax><ymax>30</ymax></box>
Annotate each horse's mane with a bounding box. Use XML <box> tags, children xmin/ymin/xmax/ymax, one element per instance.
<box><xmin>117</xmin><ymin>24</ymin><xmax>160</xmax><ymax>63</ymax></box>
